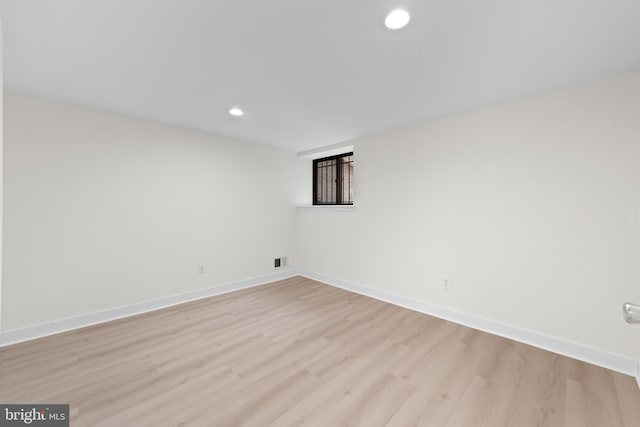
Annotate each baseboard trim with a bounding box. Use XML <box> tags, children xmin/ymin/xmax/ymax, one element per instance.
<box><xmin>0</xmin><ymin>270</ymin><xmax>296</xmax><ymax>348</ymax></box>
<box><xmin>299</xmin><ymin>269</ymin><xmax>640</xmax><ymax>378</ymax></box>
<box><xmin>3</xmin><ymin>268</ymin><xmax>638</xmax><ymax>383</ymax></box>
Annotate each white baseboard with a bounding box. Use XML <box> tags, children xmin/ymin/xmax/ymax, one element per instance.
<box><xmin>0</xmin><ymin>270</ymin><xmax>296</xmax><ymax>348</ymax></box>
<box><xmin>3</xmin><ymin>267</ymin><xmax>638</xmax><ymax>386</ymax></box>
<box><xmin>299</xmin><ymin>269</ymin><xmax>640</xmax><ymax>379</ymax></box>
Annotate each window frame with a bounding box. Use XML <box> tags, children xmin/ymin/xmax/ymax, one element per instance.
<box><xmin>312</xmin><ymin>152</ymin><xmax>354</xmax><ymax>206</ymax></box>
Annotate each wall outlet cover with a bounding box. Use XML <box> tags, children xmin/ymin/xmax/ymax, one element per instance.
<box><xmin>274</xmin><ymin>256</ymin><xmax>288</xmax><ymax>269</ymax></box>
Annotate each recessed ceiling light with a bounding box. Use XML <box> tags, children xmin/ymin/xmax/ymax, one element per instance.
<box><xmin>385</xmin><ymin>9</ymin><xmax>410</xmax><ymax>30</ymax></box>
<box><xmin>229</xmin><ymin>107</ymin><xmax>244</xmax><ymax>117</ymax></box>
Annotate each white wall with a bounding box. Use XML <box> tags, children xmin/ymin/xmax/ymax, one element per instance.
<box><xmin>3</xmin><ymin>71</ymin><xmax>639</xmax><ymax>367</ymax></box>
<box><xmin>1</xmin><ymin>93</ymin><xmax>301</xmax><ymax>332</ymax></box>
<box><xmin>298</xmin><ymin>71</ymin><xmax>640</xmax><ymax>361</ymax></box>
<box><xmin>0</xmin><ymin>22</ymin><xmax>3</xmax><ymax>332</ymax></box>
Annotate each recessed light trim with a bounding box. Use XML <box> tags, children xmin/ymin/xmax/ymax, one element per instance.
<box><xmin>229</xmin><ymin>107</ymin><xmax>244</xmax><ymax>117</ymax></box>
<box><xmin>385</xmin><ymin>9</ymin><xmax>410</xmax><ymax>30</ymax></box>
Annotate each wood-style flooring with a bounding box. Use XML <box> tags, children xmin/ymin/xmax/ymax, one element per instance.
<box><xmin>1</xmin><ymin>276</ymin><xmax>639</xmax><ymax>426</ymax></box>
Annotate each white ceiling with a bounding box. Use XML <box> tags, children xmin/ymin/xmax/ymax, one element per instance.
<box><xmin>1</xmin><ymin>0</ymin><xmax>639</xmax><ymax>152</ymax></box>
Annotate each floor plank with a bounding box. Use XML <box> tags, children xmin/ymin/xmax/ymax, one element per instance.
<box><xmin>1</xmin><ymin>276</ymin><xmax>638</xmax><ymax>426</ymax></box>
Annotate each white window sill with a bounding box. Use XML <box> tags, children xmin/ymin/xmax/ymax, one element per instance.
<box><xmin>296</xmin><ymin>205</ymin><xmax>356</xmax><ymax>212</ymax></box>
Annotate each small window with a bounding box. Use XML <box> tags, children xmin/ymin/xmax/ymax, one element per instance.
<box><xmin>313</xmin><ymin>152</ymin><xmax>354</xmax><ymax>205</ymax></box>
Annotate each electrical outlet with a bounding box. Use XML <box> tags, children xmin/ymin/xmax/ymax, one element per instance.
<box><xmin>198</xmin><ymin>264</ymin><xmax>205</xmax><ymax>275</ymax></box>
<box><xmin>442</xmin><ymin>275</ymin><xmax>451</xmax><ymax>290</ymax></box>
<box><xmin>274</xmin><ymin>256</ymin><xmax>288</xmax><ymax>269</ymax></box>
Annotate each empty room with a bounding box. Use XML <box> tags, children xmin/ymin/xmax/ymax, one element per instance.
<box><xmin>0</xmin><ymin>1</ymin><xmax>639</xmax><ymax>426</ymax></box>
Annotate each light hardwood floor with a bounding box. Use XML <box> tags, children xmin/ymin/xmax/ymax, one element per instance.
<box><xmin>1</xmin><ymin>276</ymin><xmax>638</xmax><ymax>426</ymax></box>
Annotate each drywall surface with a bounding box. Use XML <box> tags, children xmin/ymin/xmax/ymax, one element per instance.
<box><xmin>0</xmin><ymin>22</ymin><xmax>3</xmax><ymax>331</ymax></box>
<box><xmin>2</xmin><ymin>93</ymin><xmax>299</xmax><ymax>331</ymax></box>
<box><xmin>298</xmin><ymin>71</ymin><xmax>640</xmax><ymax>361</ymax></box>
